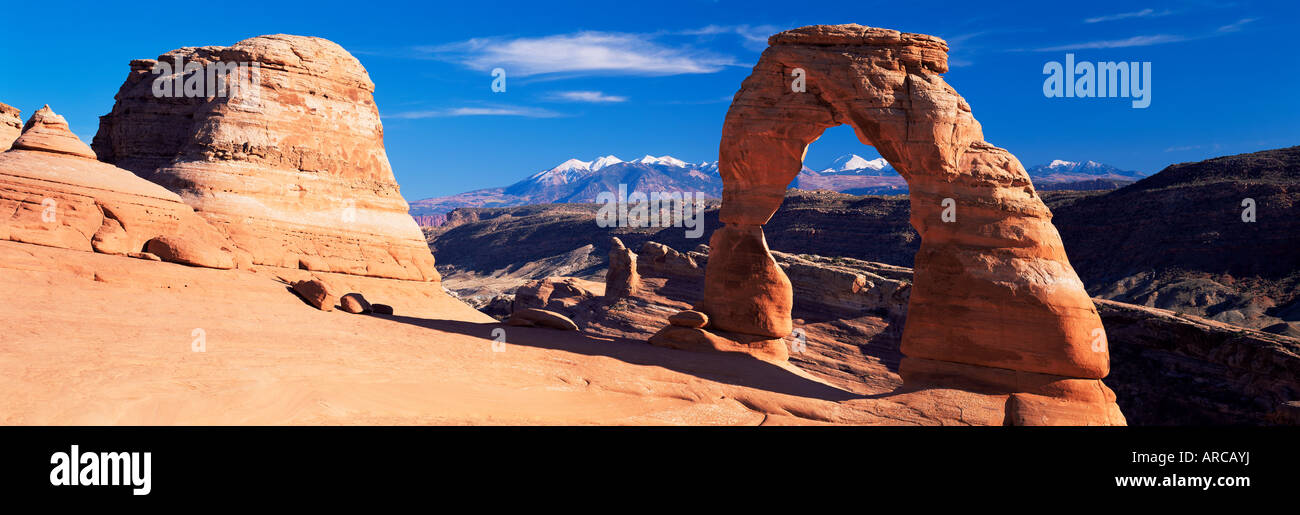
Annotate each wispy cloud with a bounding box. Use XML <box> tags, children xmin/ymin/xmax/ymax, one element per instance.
<box><xmin>385</xmin><ymin>105</ymin><xmax>564</xmax><ymax>119</ymax></box>
<box><xmin>1217</xmin><ymin>17</ymin><xmax>1258</xmax><ymax>33</ymax></box>
<box><xmin>1032</xmin><ymin>13</ymin><xmax>1260</xmax><ymax>52</ymax></box>
<box><xmin>941</xmin><ymin>28</ymin><xmax>1047</xmax><ymax>66</ymax></box>
<box><xmin>1084</xmin><ymin>8</ymin><xmax>1174</xmax><ymax>24</ymax></box>
<box><xmin>545</xmin><ymin>90</ymin><xmax>627</xmax><ymax>103</ymax></box>
<box><xmin>1032</xmin><ymin>34</ymin><xmax>1188</xmax><ymax>51</ymax></box>
<box><xmin>677</xmin><ymin>24</ymin><xmax>780</xmax><ymax>51</ymax></box>
<box><xmin>418</xmin><ymin>31</ymin><xmax>736</xmax><ymax>77</ymax></box>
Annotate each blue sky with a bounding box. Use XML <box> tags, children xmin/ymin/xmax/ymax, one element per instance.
<box><xmin>1</xmin><ymin>0</ymin><xmax>1296</xmax><ymax>200</ymax></box>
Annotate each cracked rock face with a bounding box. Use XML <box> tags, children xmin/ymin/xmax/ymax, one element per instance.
<box><xmin>93</xmin><ymin>34</ymin><xmax>437</xmax><ymax>282</ymax></box>
<box><xmin>663</xmin><ymin>24</ymin><xmax>1122</xmax><ymax>424</ymax></box>
<box><xmin>0</xmin><ymin>106</ymin><xmax>234</xmax><ymax>263</ymax></box>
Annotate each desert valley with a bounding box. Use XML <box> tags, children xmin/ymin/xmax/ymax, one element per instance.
<box><xmin>1</xmin><ymin>24</ymin><xmax>1297</xmax><ymax>430</ymax></box>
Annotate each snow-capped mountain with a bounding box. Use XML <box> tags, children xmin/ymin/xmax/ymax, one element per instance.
<box><xmin>408</xmin><ymin>153</ymin><xmax>1144</xmax><ymax>218</ymax></box>
<box><xmin>503</xmin><ymin>154</ymin><xmax>721</xmax><ymax>202</ymax></box>
<box><xmin>795</xmin><ymin>154</ymin><xmax>904</xmax><ymax>194</ymax></box>
<box><xmin>410</xmin><ymin>154</ymin><xmax>723</xmax><ymax>216</ymax></box>
<box><xmin>591</xmin><ymin>155</ymin><xmax>624</xmax><ymax>171</ymax></box>
<box><xmin>824</xmin><ymin>154</ymin><xmax>893</xmax><ymax>174</ymax></box>
<box><xmin>528</xmin><ymin>155</ymin><xmax>627</xmax><ymax>185</ymax></box>
<box><xmin>632</xmin><ymin>154</ymin><xmax>690</xmax><ymax>168</ymax></box>
<box><xmin>1026</xmin><ymin>159</ymin><xmax>1145</xmax><ymax>186</ymax></box>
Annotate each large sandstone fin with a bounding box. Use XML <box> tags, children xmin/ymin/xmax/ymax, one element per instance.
<box><xmin>93</xmin><ymin>34</ymin><xmax>438</xmax><ymax>283</ymax></box>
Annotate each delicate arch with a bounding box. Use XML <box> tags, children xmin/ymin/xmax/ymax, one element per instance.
<box><xmin>655</xmin><ymin>25</ymin><xmax>1124</xmax><ymax>425</ymax></box>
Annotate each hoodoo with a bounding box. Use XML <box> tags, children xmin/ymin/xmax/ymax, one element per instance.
<box><xmin>651</xmin><ymin>24</ymin><xmax>1125</xmax><ymax>425</ymax></box>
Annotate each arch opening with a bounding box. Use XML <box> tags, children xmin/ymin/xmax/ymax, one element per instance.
<box><xmin>794</xmin><ymin>126</ymin><xmax>906</xmax><ymax>196</ymax></box>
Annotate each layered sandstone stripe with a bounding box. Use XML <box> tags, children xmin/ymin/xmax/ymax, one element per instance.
<box><xmin>93</xmin><ymin>34</ymin><xmax>437</xmax><ymax>282</ymax></box>
<box><xmin>656</xmin><ymin>24</ymin><xmax>1123</xmax><ymax>425</ymax></box>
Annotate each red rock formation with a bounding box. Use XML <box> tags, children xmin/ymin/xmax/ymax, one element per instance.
<box><xmin>340</xmin><ymin>292</ymin><xmax>373</xmax><ymax>314</ymax></box>
<box><xmin>93</xmin><ymin>35</ymin><xmax>436</xmax><ymax>282</ymax></box>
<box><xmin>605</xmin><ymin>237</ymin><xmax>639</xmax><ymax>299</ymax></box>
<box><xmin>14</xmin><ymin>106</ymin><xmax>96</xmax><ymax>159</ymax></box>
<box><xmin>0</xmin><ymin>106</ymin><xmax>235</xmax><ymax>264</ymax></box>
<box><xmin>653</xmin><ymin>24</ymin><xmax>1122</xmax><ymax>425</ymax></box>
<box><xmin>0</xmin><ymin>103</ymin><xmax>20</xmax><ymax>152</ymax></box>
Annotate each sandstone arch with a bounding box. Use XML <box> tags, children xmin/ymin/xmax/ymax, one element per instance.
<box><xmin>653</xmin><ymin>25</ymin><xmax>1124</xmax><ymax>425</ymax></box>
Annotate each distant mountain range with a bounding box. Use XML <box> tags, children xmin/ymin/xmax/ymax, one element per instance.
<box><xmin>408</xmin><ymin>153</ymin><xmax>1145</xmax><ymax>216</ymax></box>
<box><xmin>1027</xmin><ymin>159</ymin><xmax>1146</xmax><ymax>181</ymax></box>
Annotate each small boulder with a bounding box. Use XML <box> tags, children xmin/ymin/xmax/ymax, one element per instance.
<box><xmin>668</xmin><ymin>310</ymin><xmax>709</xmax><ymax>328</ymax></box>
<box><xmin>127</xmin><ymin>251</ymin><xmax>162</xmax><ymax>261</ymax></box>
<box><xmin>292</xmin><ymin>277</ymin><xmax>337</xmax><ymax>311</ymax></box>
<box><xmin>637</xmin><ymin>241</ymin><xmax>699</xmax><ymax>278</ymax></box>
<box><xmin>481</xmin><ymin>294</ymin><xmax>514</xmax><ymax>319</ymax></box>
<box><xmin>371</xmin><ymin>304</ymin><xmax>394</xmax><ymax>315</ymax></box>
<box><xmin>340</xmin><ymin>293</ymin><xmax>372</xmax><ymax>314</ymax></box>
<box><xmin>513</xmin><ymin>277</ymin><xmax>594</xmax><ymax>311</ymax></box>
<box><xmin>648</xmin><ymin>325</ymin><xmax>788</xmax><ymax>362</ymax></box>
<box><xmin>505</xmin><ymin>317</ymin><xmax>535</xmax><ymax>327</ymax></box>
<box><xmin>506</xmin><ymin>308</ymin><xmax>579</xmax><ymax>331</ymax></box>
<box><xmin>145</xmin><ymin>234</ymin><xmax>234</xmax><ymax>270</ymax></box>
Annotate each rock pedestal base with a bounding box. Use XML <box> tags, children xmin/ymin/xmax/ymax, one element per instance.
<box><xmin>649</xmin><ymin>324</ymin><xmax>789</xmax><ymax>363</ymax></box>
<box><xmin>900</xmin><ymin>356</ymin><xmax>1126</xmax><ymax>426</ymax></box>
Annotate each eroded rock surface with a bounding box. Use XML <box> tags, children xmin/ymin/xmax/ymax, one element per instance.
<box><xmin>606</xmin><ymin>237</ymin><xmax>639</xmax><ymax>299</ymax></box>
<box><xmin>0</xmin><ymin>103</ymin><xmax>22</xmax><ymax>152</ymax></box>
<box><xmin>93</xmin><ymin>34</ymin><xmax>435</xmax><ymax>282</ymax></box>
<box><xmin>14</xmin><ymin>106</ymin><xmax>96</xmax><ymax>159</ymax></box>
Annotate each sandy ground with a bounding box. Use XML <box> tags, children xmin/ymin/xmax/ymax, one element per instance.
<box><xmin>0</xmin><ymin>240</ymin><xmax>1006</xmax><ymax>425</ymax></box>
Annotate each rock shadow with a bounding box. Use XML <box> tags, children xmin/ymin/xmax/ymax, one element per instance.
<box><xmin>373</xmin><ymin>313</ymin><xmax>864</xmax><ymax>403</ymax></box>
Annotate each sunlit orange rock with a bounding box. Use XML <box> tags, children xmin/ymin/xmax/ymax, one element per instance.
<box><xmin>0</xmin><ymin>103</ymin><xmax>21</xmax><ymax>152</ymax></box>
<box><xmin>0</xmin><ymin>106</ymin><xmax>235</xmax><ymax>264</ymax></box>
<box><xmin>654</xmin><ymin>24</ymin><xmax>1122</xmax><ymax>424</ymax></box>
<box><xmin>93</xmin><ymin>34</ymin><xmax>437</xmax><ymax>282</ymax></box>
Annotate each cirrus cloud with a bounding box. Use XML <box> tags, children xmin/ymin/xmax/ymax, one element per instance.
<box><xmin>1033</xmin><ymin>34</ymin><xmax>1188</xmax><ymax>51</ymax></box>
<box><xmin>546</xmin><ymin>90</ymin><xmax>628</xmax><ymax>103</ymax></box>
<box><xmin>385</xmin><ymin>105</ymin><xmax>564</xmax><ymax>119</ymax></box>
<box><xmin>1084</xmin><ymin>8</ymin><xmax>1174</xmax><ymax>24</ymax></box>
<box><xmin>418</xmin><ymin>31</ymin><xmax>736</xmax><ymax>78</ymax></box>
